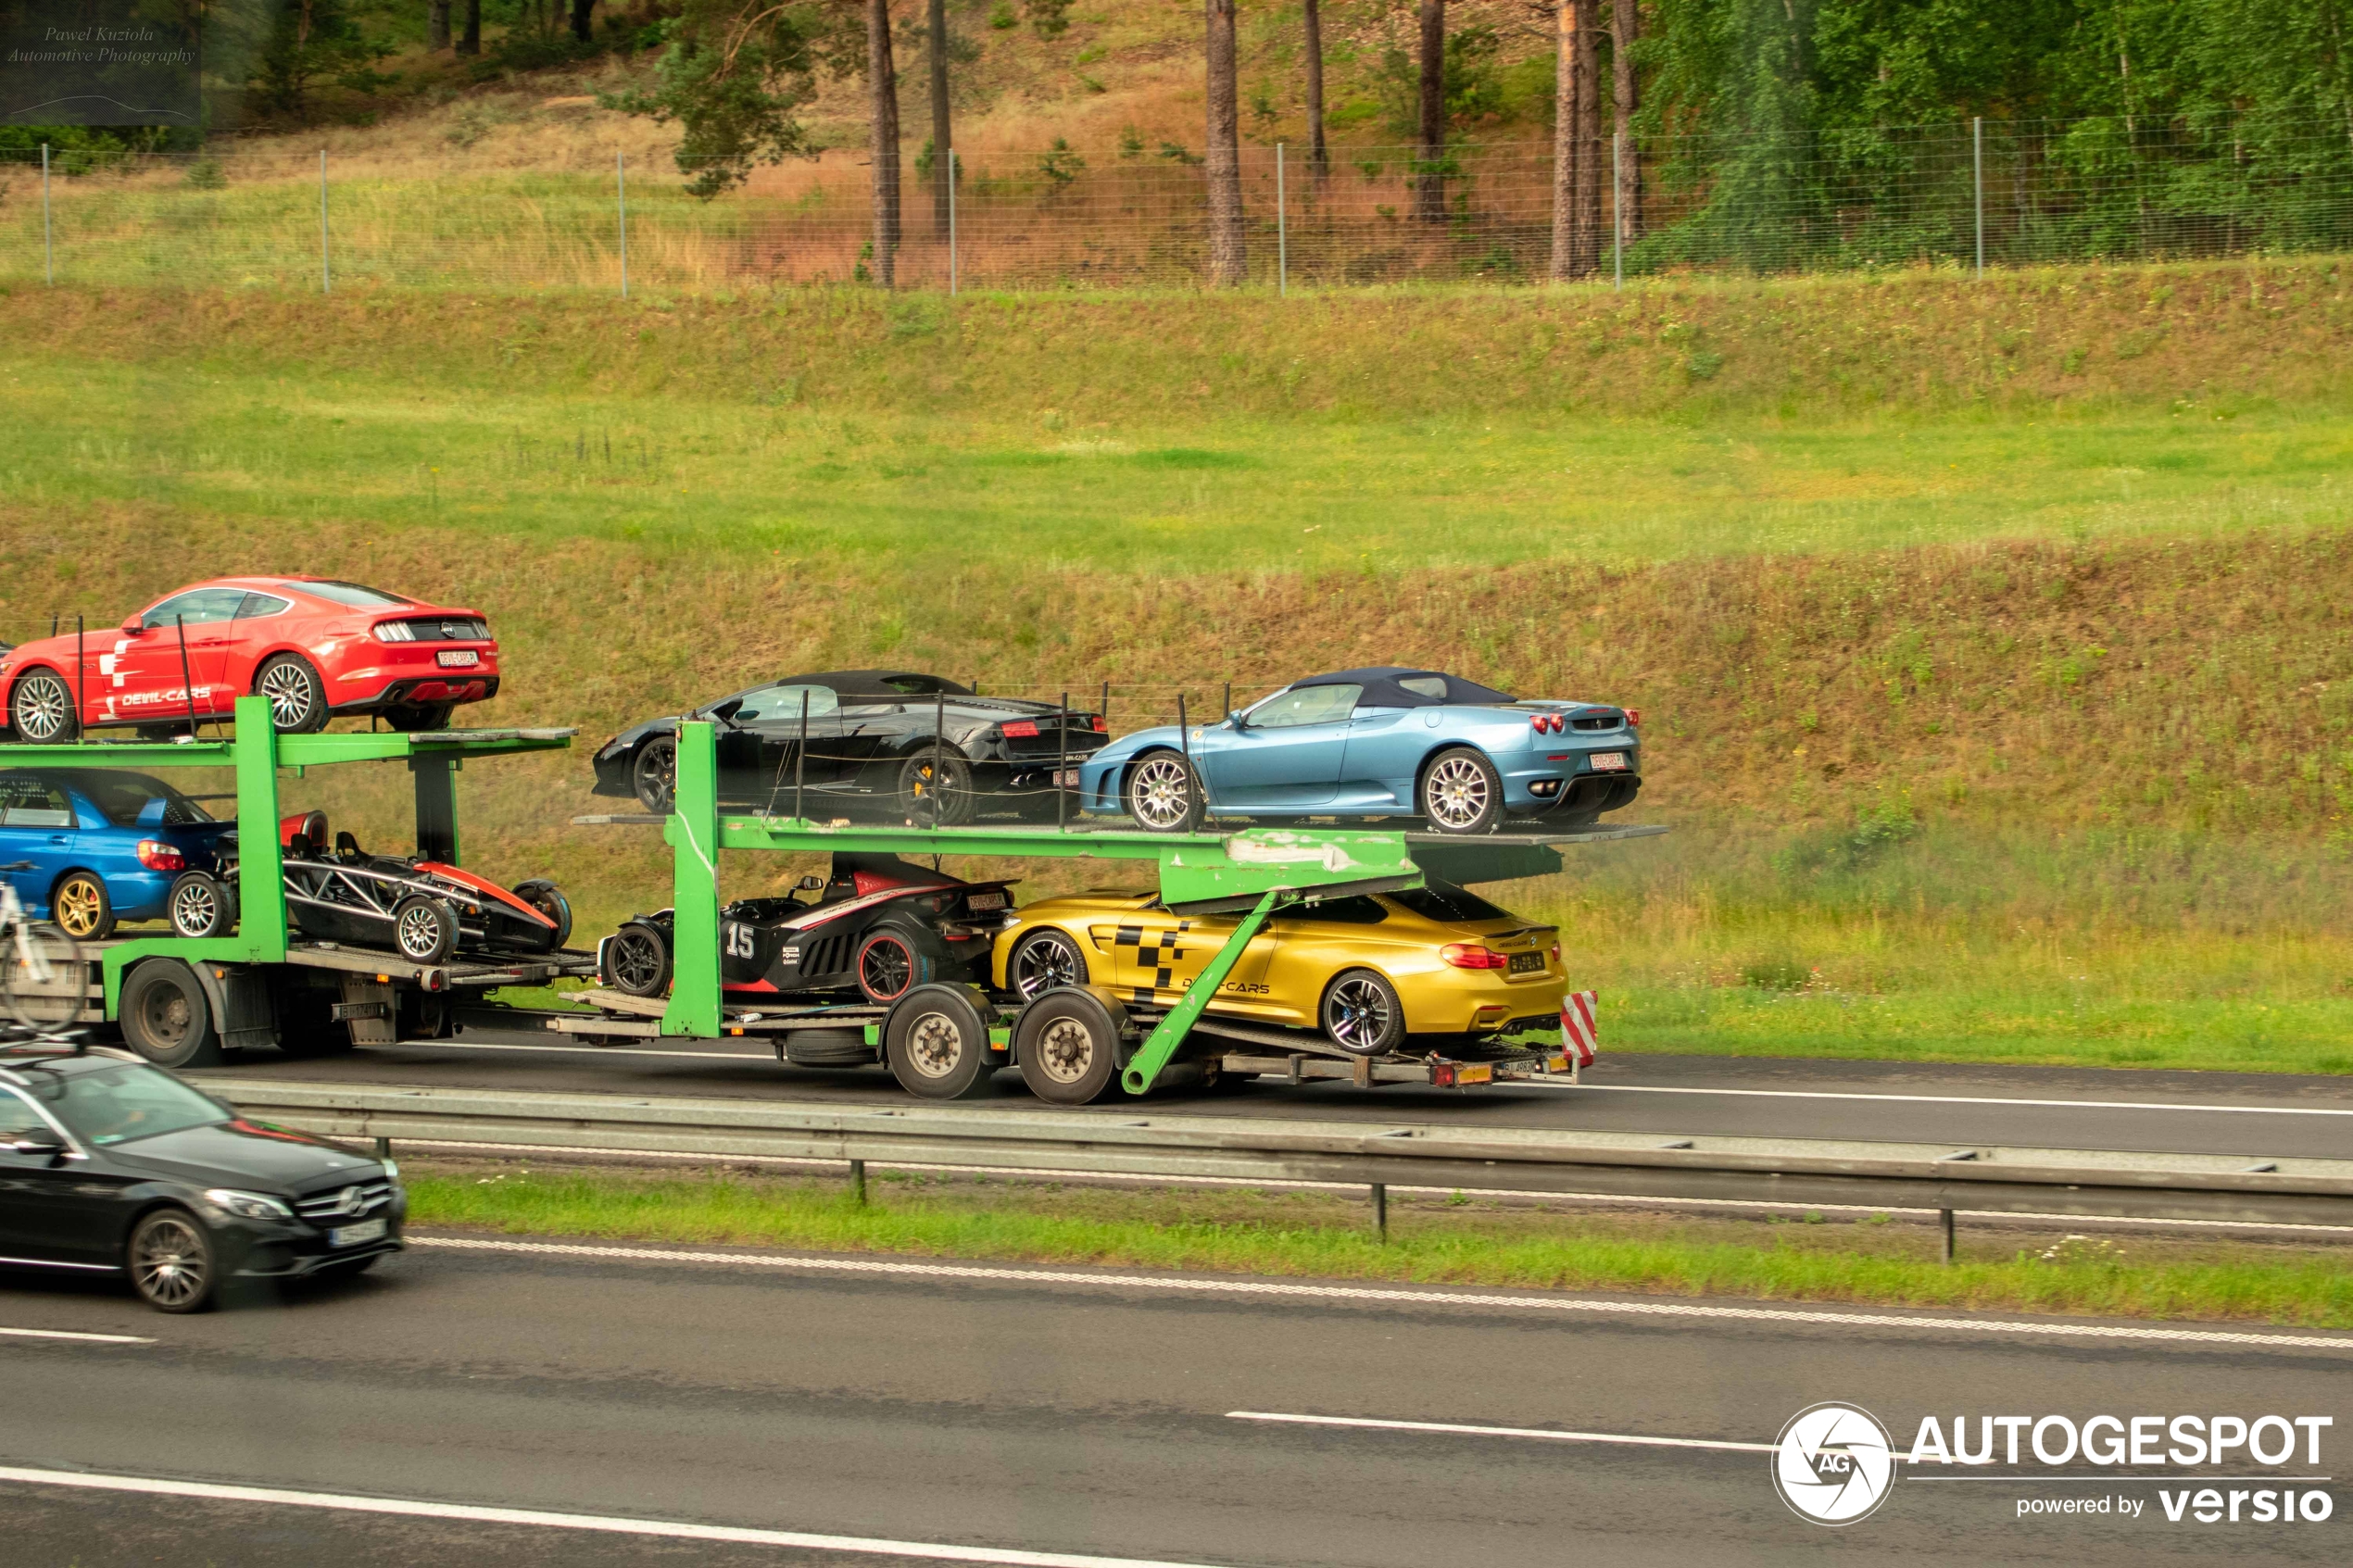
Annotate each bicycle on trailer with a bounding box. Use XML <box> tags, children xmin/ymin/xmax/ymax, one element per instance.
<box><xmin>0</xmin><ymin>860</ymin><xmax>85</xmax><ymax>1030</ymax></box>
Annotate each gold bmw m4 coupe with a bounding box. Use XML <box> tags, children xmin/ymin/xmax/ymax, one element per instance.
<box><xmin>991</xmin><ymin>882</ymin><xmax>1565</xmax><ymax>1057</ymax></box>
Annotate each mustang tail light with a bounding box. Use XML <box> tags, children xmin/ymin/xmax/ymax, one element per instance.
<box><xmin>136</xmin><ymin>840</ymin><xmax>186</xmax><ymax>872</ymax></box>
<box><xmin>1441</xmin><ymin>943</ymin><xmax>1512</xmax><ymax>971</ymax></box>
<box><xmin>1001</xmin><ymin>720</ymin><xmax>1039</xmax><ymax>738</ymax></box>
<box><xmin>372</xmin><ymin>621</ymin><xmax>417</xmax><ymax>643</ymax></box>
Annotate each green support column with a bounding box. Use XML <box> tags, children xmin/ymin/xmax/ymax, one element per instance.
<box><xmin>231</xmin><ymin>695</ymin><xmax>289</xmax><ymax>962</ymax></box>
<box><xmin>661</xmin><ymin>720</ymin><xmax>724</xmax><ymax>1037</ymax></box>
<box><xmin>410</xmin><ymin>755</ymin><xmax>461</xmax><ymax>863</ymax></box>
<box><xmin>1121</xmin><ymin>888</ymin><xmax>1284</xmax><ymax>1095</ymax></box>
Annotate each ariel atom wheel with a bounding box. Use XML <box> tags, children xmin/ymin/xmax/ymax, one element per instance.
<box><xmin>8</xmin><ymin>670</ymin><xmax>79</xmax><ymax>743</ymax></box>
<box><xmin>255</xmin><ymin>654</ymin><xmax>330</xmax><ymax>734</ymax></box>
<box><xmin>510</xmin><ymin>879</ymin><xmax>573</xmax><ymax>950</ymax></box>
<box><xmin>50</xmin><ymin>871</ymin><xmax>114</xmax><ymax>942</ymax></box>
<box><xmin>384</xmin><ymin>702</ymin><xmax>454</xmax><ymax>733</ymax></box>
<box><xmin>168</xmin><ymin>872</ymin><xmax>237</xmax><ymax>938</ymax></box>
<box><xmin>1007</xmin><ymin>928</ymin><xmax>1089</xmax><ymax>1000</ymax></box>
<box><xmin>1419</xmin><ymin>746</ymin><xmax>1504</xmax><ymax>835</ymax></box>
<box><xmin>390</xmin><ymin>895</ymin><xmax>458</xmax><ymax>963</ymax></box>
<box><xmin>602</xmin><ymin>922</ymin><xmax>673</xmax><ymax>997</ymax></box>
<box><xmin>128</xmin><ymin>1208</ymin><xmax>218</xmax><ymax>1313</ymax></box>
<box><xmin>1124</xmin><ymin>752</ymin><xmax>1203</xmax><ymax>834</ymax></box>
<box><xmin>119</xmin><ymin>960</ymin><xmax>221</xmax><ymax>1068</ymax></box>
<box><xmin>884</xmin><ymin>984</ymin><xmax>998</xmax><ymax>1100</ymax></box>
<box><xmin>856</xmin><ymin>926</ymin><xmax>941</xmax><ymax>1005</ymax></box>
<box><xmin>1</xmin><ymin>922</ymin><xmax>84</xmax><ymax>1030</ymax></box>
<box><xmin>895</xmin><ymin>749</ymin><xmax>975</xmax><ymax>828</ymax></box>
<box><xmin>1320</xmin><ymin>968</ymin><xmax>1407</xmax><ymax>1058</ymax></box>
<box><xmin>632</xmin><ymin>736</ymin><xmax>678</xmax><ymax>815</ymax></box>
<box><xmin>1013</xmin><ymin>988</ymin><xmax>1126</xmax><ymax>1105</ymax></box>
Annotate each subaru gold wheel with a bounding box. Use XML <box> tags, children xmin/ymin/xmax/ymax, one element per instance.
<box><xmin>128</xmin><ymin>1209</ymin><xmax>218</xmax><ymax>1313</ymax></box>
<box><xmin>1321</xmin><ymin>968</ymin><xmax>1406</xmax><ymax>1058</ymax></box>
<box><xmin>1124</xmin><ymin>753</ymin><xmax>1202</xmax><ymax>833</ymax></box>
<box><xmin>1009</xmin><ymin>928</ymin><xmax>1088</xmax><ymax>998</ymax></box>
<box><xmin>51</xmin><ymin>872</ymin><xmax>114</xmax><ymax>941</ymax></box>
<box><xmin>1420</xmin><ymin>746</ymin><xmax>1503</xmax><ymax>835</ymax></box>
<box><xmin>255</xmin><ymin>655</ymin><xmax>329</xmax><ymax>734</ymax></box>
<box><xmin>9</xmin><ymin>671</ymin><xmax>78</xmax><ymax>743</ymax></box>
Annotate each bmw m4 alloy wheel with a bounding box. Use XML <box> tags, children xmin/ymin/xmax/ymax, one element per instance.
<box><xmin>8</xmin><ymin>671</ymin><xmax>78</xmax><ymax>742</ymax></box>
<box><xmin>1321</xmin><ymin>968</ymin><xmax>1406</xmax><ymax>1057</ymax></box>
<box><xmin>1008</xmin><ymin>928</ymin><xmax>1089</xmax><ymax>998</ymax></box>
<box><xmin>1419</xmin><ymin>746</ymin><xmax>1504</xmax><ymax>834</ymax></box>
<box><xmin>1125</xmin><ymin>753</ymin><xmax>1203</xmax><ymax>833</ymax></box>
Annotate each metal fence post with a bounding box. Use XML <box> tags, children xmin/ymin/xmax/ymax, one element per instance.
<box><xmin>1972</xmin><ymin>117</ymin><xmax>1984</xmax><ymax>278</ymax></box>
<box><xmin>617</xmin><ymin>150</ymin><xmax>629</xmax><ymax>298</ymax></box>
<box><xmin>948</xmin><ymin>148</ymin><xmax>958</xmax><ymax>296</ymax></box>
<box><xmin>1611</xmin><ymin>132</ymin><xmax>1623</xmax><ymax>291</ymax></box>
<box><xmin>1277</xmin><ymin>142</ymin><xmax>1288</xmax><ymax>297</ymax></box>
<box><xmin>41</xmin><ymin>144</ymin><xmax>52</xmax><ymax>285</ymax></box>
<box><xmin>319</xmin><ymin>147</ymin><xmax>331</xmax><ymax>294</ymax></box>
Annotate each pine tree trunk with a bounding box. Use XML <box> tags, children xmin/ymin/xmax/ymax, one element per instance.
<box><xmin>1303</xmin><ymin>0</ymin><xmax>1327</xmax><ymax>182</ymax></box>
<box><xmin>1416</xmin><ymin>0</ymin><xmax>1445</xmax><ymax>220</ymax></box>
<box><xmin>1205</xmin><ymin>0</ymin><xmax>1247</xmax><ymax>285</ymax></box>
<box><xmin>458</xmin><ymin>0</ymin><xmax>480</xmax><ymax>56</ymax></box>
<box><xmin>429</xmin><ymin>0</ymin><xmax>451</xmax><ymax>52</ymax></box>
<box><xmin>1571</xmin><ymin>0</ymin><xmax>1601</xmax><ymax>273</ymax></box>
<box><xmin>1550</xmin><ymin>0</ymin><xmax>1574</xmax><ymax>277</ymax></box>
<box><xmin>1611</xmin><ymin>0</ymin><xmax>1642</xmax><ymax>248</ymax></box>
<box><xmin>929</xmin><ymin>0</ymin><xmax>953</xmax><ymax>235</ymax></box>
<box><xmin>570</xmin><ymin>0</ymin><xmax>594</xmax><ymax>43</ymax></box>
<box><xmin>869</xmin><ymin>0</ymin><xmax>901</xmax><ymax>287</ymax></box>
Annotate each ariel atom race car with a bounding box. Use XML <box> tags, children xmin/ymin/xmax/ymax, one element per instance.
<box><xmin>168</xmin><ymin>809</ymin><xmax>573</xmax><ymax>965</ymax></box>
<box><xmin>2</xmin><ymin>576</ymin><xmax>498</xmax><ymax>742</ymax></box>
<box><xmin>598</xmin><ymin>854</ymin><xmax>1016</xmax><ymax>1007</ymax></box>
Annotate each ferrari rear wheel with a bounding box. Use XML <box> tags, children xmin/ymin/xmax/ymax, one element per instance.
<box><xmin>895</xmin><ymin>749</ymin><xmax>975</xmax><ymax>828</ymax></box>
<box><xmin>51</xmin><ymin>872</ymin><xmax>114</xmax><ymax>941</ymax></box>
<box><xmin>1008</xmin><ymin>928</ymin><xmax>1088</xmax><ymax>999</ymax></box>
<box><xmin>1124</xmin><ymin>752</ymin><xmax>1203</xmax><ymax>834</ymax></box>
<box><xmin>256</xmin><ymin>655</ymin><xmax>330</xmax><ymax>734</ymax></box>
<box><xmin>390</xmin><ymin>896</ymin><xmax>457</xmax><ymax>963</ymax></box>
<box><xmin>9</xmin><ymin>671</ymin><xmax>78</xmax><ymax>743</ymax></box>
<box><xmin>602</xmin><ymin>922</ymin><xmax>673</xmax><ymax>997</ymax></box>
<box><xmin>1320</xmin><ymin>968</ymin><xmax>1406</xmax><ymax>1058</ymax></box>
<box><xmin>632</xmin><ymin>737</ymin><xmax>677</xmax><ymax>815</ymax></box>
<box><xmin>1419</xmin><ymin>746</ymin><xmax>1504</xmax><ymax>835</ymax></box>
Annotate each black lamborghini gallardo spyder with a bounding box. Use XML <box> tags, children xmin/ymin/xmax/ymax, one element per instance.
<box><xmin>590</xmin><ymin>670</ymin><xmax>1107</xmax><ymax>823</ymax></box>
<box><xmin>598</xmin><ymin>854</ymin><xmax>1018</xmax><ymax>1007</ymax></box>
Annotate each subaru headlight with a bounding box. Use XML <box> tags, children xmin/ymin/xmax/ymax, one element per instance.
<box><xmin>203</xmin><ymin>1188</ymin><xmax>294</xmax><ymax>1221</ymax></box>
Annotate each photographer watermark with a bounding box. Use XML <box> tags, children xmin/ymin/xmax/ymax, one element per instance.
<box><xmin>1772</xmin><ymin>1403</ymin><xmax>1898</xmax><ymax>1524</ymax></box>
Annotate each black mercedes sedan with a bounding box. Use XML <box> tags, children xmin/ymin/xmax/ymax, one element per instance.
<box><xmin>0</xmin><ymin>1042</ymin><xmax>403</xmax><ymax>1312</ymax></box>
<box><xmin>590</xmin><ymin>669</ymin><xmax>1109</xmax><ymax>823</ymax></box>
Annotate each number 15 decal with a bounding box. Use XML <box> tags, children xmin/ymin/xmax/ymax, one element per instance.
<box><xmin>724</xmin><ymin>922</ymin><xmax>757</xmax><ymax>960</ymax></box>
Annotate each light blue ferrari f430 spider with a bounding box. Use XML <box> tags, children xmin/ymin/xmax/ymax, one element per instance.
<box><xmin>1077</xmin><ymin>667</ymin><xmax>1642</xmax><ymax>835</ymax></box>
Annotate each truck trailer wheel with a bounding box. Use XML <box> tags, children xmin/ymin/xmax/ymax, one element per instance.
<box><xmin>1014</xmin><ymin>989</ymin><xmax>1127</xmax><ymax>1105</ymax></box>
<box><xmin>885</xmin><ymin>984</ymin><xmax>998</xmax><ymax>1099</ymax></box>
<box><xmin>120</xmin><ymin>960</ymin><xmax>222</xmax><ymax>1068</ymax></box>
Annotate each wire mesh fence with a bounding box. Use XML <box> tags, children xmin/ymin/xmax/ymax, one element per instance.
<box><xmin>6</xmin><ymin>116</ymin><xmax>2352</xmax><ymax>295</ymax></box>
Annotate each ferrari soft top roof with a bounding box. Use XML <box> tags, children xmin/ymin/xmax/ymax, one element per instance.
<box><xmin>786</xmin><ymin>671</ymin><xmax>975</xmax><ymax>699</ymax></box>
<box><xmin>1289</xmin><ymin>667</ymin><xmax>1516</xmax><ymax>708</ymax></box>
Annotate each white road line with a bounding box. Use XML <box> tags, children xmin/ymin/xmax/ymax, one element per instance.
<box><xmin>1530</xmin><ymin>1081</ymin><xmax>2353</xmax><ymax>1117</ymax></box>
<box><xmin>0</xmin><ymin>1465</ymin><xmax>1220</xmax><ymax>1568</ymax></box>
<box><xmin>409</xmin><ymin>1236</ymin><xmax>2353</xmax><ymax>1351</ymax></box>
<box><xmin>0</xmin><ymin>1327</ymin><xmax>153</xmax><ymax>1345</ymax></box>
<box><xmin>1227</xmin><ymin>1411</ymin><xmax>1773</xmax><ymax>1454</ymax></box>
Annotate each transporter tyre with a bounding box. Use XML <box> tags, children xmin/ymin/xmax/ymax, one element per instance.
<box><xmin>167</xmin><ymin>872</ymin><xmax>237</xmax><ymax>938</ymax></box>
<box><xmin>1014</xmin><ymin>988</ymin><xmax>1127</xmax><ymax>1105</ymax></box>
<box><xmin>884</xmin><ymin>984</ymin><xmax>999</xmax><ymax>1100</ymax></box>
<box><xmin>1006</xmin><ymin>928</ymin><xmax>1089</xmax><ymax>1000</ymax></box>
<box><xmin>120</xmin><ymin>960</ymin><xmax>221</xmax><ymax>1068</ymax></box>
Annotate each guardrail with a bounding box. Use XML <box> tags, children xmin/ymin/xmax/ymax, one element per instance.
<box><xmin>196</xmin><ymin>1080</ymin><xmax>2353</xmax><ymax>1235</ymax></box>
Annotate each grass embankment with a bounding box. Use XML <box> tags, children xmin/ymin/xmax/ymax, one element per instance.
<box><xmin>6</xmin><ymin>268</ymin><xmax>2352</xmax><ymax>1070</ymax></box>
<box><xmin>409</xmin><ymin>1162</ymin><xmax>2353</xmax><ymax>1329</ymax></box>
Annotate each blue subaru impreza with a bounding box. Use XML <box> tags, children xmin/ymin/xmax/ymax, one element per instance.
<box><xmin>0</xmin><ymin>769</ymin><xmax>236</xmax><ymax>940</ymax></box>
<box><xmin>1079</xmin><ymin>667</ymin><xmax>1642</xmax><ymax>835</ymax></box>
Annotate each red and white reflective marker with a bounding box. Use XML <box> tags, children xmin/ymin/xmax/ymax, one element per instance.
<box><xmin>1560</xmin><ymin>990</ymin><xmax>1599</xmax><ymax>1072</ymax></box>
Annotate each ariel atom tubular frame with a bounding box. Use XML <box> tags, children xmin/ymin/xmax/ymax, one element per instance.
<box><xmin>0</xmin><ymin>694</ymin><xmax>578</xmax><ymax>1016</ymax></box>
<box><xmin>641</xmin><ymin>721</ymin><xmax>1665</xmax><ymax>1094</ymax></box>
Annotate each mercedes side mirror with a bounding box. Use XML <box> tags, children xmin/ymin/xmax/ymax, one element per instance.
<box><xmin>6</xmin><ymin>1135</ymin><xmax>67</xmax><ymax>1161</ymax></box>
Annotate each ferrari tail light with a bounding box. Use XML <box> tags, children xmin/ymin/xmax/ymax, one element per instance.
<box><xmin>1625</xmin><ymin>709</ymin><xmax>1642</xmax><ymax>727</ymax></box>
<box><xmin>372</xmin><ymin>621</ymin><xmax>417</xmax><ymax>643</ymax></box>
<box><xmin>1441</xmin><ymin>943</ymin><xmax>1512</xmax><ymax>971</ymax></box>
<box><xmin>1529</xmin><ymin>713</ymin><xmax>1564</xmax><ymax>734</ymax></box>
<box><xmin>136</xmin><ymin>840</ymin><xmax>186</xmax><ymax>872</ymax></box>
<box><xmin>1001</xmin><ymin>720</ymin><xmax>1039</xmax><ymax>738</ymax></box>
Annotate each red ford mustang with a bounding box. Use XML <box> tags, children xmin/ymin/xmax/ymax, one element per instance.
<box><xmin>0</xmin><ymin>577</ymin><xmax>500</xmax><ymax>740</ymax></box>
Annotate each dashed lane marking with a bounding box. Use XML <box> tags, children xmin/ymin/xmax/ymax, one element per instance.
<box><xmin>1227</xmin><ymin>1411</ymin><xmax>1774</xmax><ymax>1453</ymax></box>
<box><xmin>0</xmin><ymin>1326</ymin><xmax>154</xmax><ymax>1345</ymax></box>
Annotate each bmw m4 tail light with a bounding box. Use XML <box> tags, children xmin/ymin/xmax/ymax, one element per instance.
<box><xmin>1440</xmin><ymin>943</ymin><xmax>1512</xmax><ymax>970</ymax></box>
<box><xmin>136</xmin><ymin>840</ymin><xmax>186</xmax><ymax>872</ymax></box>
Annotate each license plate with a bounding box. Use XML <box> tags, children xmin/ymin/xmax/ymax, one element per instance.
<box><xmin>1055</xmin><ymin>770</ymin><xmax>1080</xmax><ymax>788</ymax></box>
<box><xmin>436</xmin><ymin>649</ymin><xmax>481</xmax><ymax>668</ymax></box>
<box><xmin>329</xmin><ymin>1217</ymin><xmax>387</xmax><ymax>1248</ymax></box>
<box><xmin>1590</xmin><ymin>752</ymin><xmax>1629</xmax><ymax>772</ymax></box>
<box><xmin>965</xmin><ymin>892</ymin><xmax>1007</xmax><ymax>911</ymax></box>
<box><xmin>1508</xmin><ymin>950</ymin><xmax>1546</xmax><ymax>974</ymax></box>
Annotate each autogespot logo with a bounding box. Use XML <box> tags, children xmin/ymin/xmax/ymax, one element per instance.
<box><xmin>1773</xmin><ymin>1402</ymin><xmax>1898</xmax><ymax>1525</ymax></box>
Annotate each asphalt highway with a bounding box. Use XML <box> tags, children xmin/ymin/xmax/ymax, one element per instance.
<box><xmin>3</xmin><ymin>1235</ymin><xmax>2346</xmax><ymax>1566</ymax></box>
<box><xmin>188</xmin><ymin>1029</ymin><xmax>2353</xmax><ymax>1160</ymax></box>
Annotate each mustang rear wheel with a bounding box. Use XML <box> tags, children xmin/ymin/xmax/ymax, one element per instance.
<box><xmin>602</xmin><ymin>922</ymin><xmax>673</xmax><ymax>997</ymax></box>
<box><xmin>385</xmin><ymin>702</ymin><xmax>454</xmax><ymax>733</ymax></box>
<box><xmin>1419</xmin><ymin>746</ymin><xmax>1504</xmax><ymax>834</ymax></box>
<box><xmin>1321</xmin><ymin>968</ymin><xmax>1406</xmax><ymax>1058</ymax></box>
<box><xmin>255</xmin><ymin>655</ymin><xmax>330</xmax><ymax>734</ymax></box>
<box><xmin>51</xmin><ymin>871</ymin><xmax>114</xmax><ymax>941</ymax></box>
<box><xmin>1124</xmin><ymin>752</ymin><xmax>1203</xmax><ymax>833</ymax></box>
<box><xmin>8</xmin><ymin>671</ymin><xmax>78</xmax><ymax>743</ymax></box>
<box><xmin>632</xmin><ymin>737</ymin><xmax>677</xmax><ymax>815</ymax></box>
<box><xmin>1008</xmin><ymin>928</ymin><xmax>1088</xmax><ymax>999</ymax></box>
<box><xmin>391</xmin><ymin>895</ymin><xmax>457</xmax><ymax>963</ymax></box>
